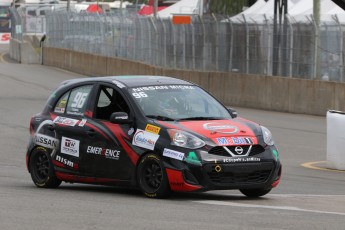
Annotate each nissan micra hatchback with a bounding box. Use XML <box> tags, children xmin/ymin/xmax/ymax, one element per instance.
<box><xmin>27</xmin><ymin>75</ymin><xmax>281</xmax><ymax>198</ymax></box>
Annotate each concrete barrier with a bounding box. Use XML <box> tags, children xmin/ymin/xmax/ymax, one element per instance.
<box><xmin>10</xmin><ymin>35</ymin><xmax>43</xmax><ymax>64</ymax></box>
<box><xmin>327</xmin><ymin>110</ymin><xmax>345</xmax><ymax>170</ymax></box>
<box><xmin>9</xmin><ymin>38</ymin><xmax>21</xmax><ymax>62</ymax></box>
<box><xmin>42</xmin><ymin>47</ymin><xmax>345</xmax><ymax>116</ymax></box>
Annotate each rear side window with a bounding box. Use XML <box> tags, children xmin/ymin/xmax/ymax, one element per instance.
<box><xmin>54</xmin><ymin>92</ymin><xmax>69</xmax><ymax>114</ymax></box>
<box><xmin>53</xmin><ymin>85</ymin><xmax>93</xmax><ymax>116</ymax></box>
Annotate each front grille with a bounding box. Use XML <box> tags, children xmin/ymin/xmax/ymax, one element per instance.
<box><xmin>207</xmin><ymin>169</ymin><xmax>271</xmax><ymax>184</ymax></box>
<box><xmin>208</xmin><ymin>145</ymin><xmax>265</xmax><ymax>157</ymax></box>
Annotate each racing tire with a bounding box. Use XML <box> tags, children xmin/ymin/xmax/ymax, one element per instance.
<box><xmin>137</xmin><ymin>153</ymin><xmax>170</xmax><ymax>198</ymax></box>
<box><xmin>29</xmin><ymin>147</ymin><xmax>62</xmax><ymax>188</ymax></box>
<box><xmin>239</xmin><ymin>188</ymin><xmax>272</xmax><ymax>198</ymax></box>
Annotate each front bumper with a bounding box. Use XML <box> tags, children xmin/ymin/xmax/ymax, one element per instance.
<box><xmin>164</xmin><ymin>146</ymin><xmax>282</xmax><ymax>192</ymax></box>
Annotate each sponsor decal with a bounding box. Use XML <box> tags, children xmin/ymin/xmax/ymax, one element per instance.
<box><xmin>128</xmin><ymin>127</ymin><xmax>134</xmax><ymax>136</ymax></box>
<box><xmin>203</xmin><ymin>123</ymin><xmax>239</xmax><ymax>134</ymax></box>
<box><xmin>132</xmin><ymin>129</ymin><xmax>159</xmax><ymax>150</ymax></box>
<box><xmin>34</xmin><ymin>133</ymin><xmax>59</xmax><ymax>149</ymax></box>
<box><xmin>115</xmin><ymin>115</ymin><xmax>128</xmax><ymax>120</ymax></box>
<box><xmin>163</xmin><ymin>148</ymin><xmax>184</xmax><ymax>161</ymax></box>
<box><xmin>132</xmin><ymin>85</ymin><xmax>195</xmax><ymax>92</ymax></box>
<box><xmin>54</xmin><ymin>108</ymin><xmax>65</xmax><ymax>113</ymax></box>
<box><xmin>0</xmin><ymin>33</ymin><xmax>10</xmax><ymax>44</ymax></box>
<box><xmin>272</xmin><ymin>149</ymin><xmax>279</xmax><ymax>160</ymax></box>
<box><xmin>78</xmin><ymin>118</ymin><xmax>87</xmax><ymax>127</ymax></box>
<box><xmin>86</xmin><ymin>146</ymin><xmax>120</xmax><ymax>160</ymax></box>
<box><xmin>112</xmin><ymin>80</ymin><xmax>125</xmax><ymax>88</ymax></box>
<box><xmin>223</xmin><ymin>157</ymin><xmax>261</xmax><ymax>163</ymax></box>
<box><xmin>145</xmin><ymin>124</ymin><xmax>161</xmax><ymax>134</ymax></box>
<box><xmin>61</xmin><ymin>137</ymin><xmax>80</xmax><ymax>157</ymax></box>
<box><xmin>35</xmin><ymin>119</ymin><xmax>58</xmax><ymax>158</ymax></box>
<box><xmin>216</xmin><ymin>137</ymin><xmax>254</xmax><ymax>146</ymax></box>
<box><xmin>55</xmin><ymin>155</ymin><xmax>75</xmax><ymax>168</ymax></box>
<box><xmin>54</xmin><ymin>116</ymin><xmax>79</xmax><ymax>127</ymax></box>
<box><xmin>184</xmin><ymin>152</ymin><xmax>202</xmax><ymax>166</ymax></box>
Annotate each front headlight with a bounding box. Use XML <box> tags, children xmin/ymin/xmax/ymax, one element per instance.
<box><xmin>167</xmin><ymin>129</ymin><xmax>205</xmax><ymax>149</ymax></box>
<box><xmin>261</xmin><ymin>126</ymin><xmax>274</xmax><ymax>146</ymax></box>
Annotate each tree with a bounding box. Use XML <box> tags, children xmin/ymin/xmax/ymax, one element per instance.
<box><xmin>207</xmin><ymin>0</ymin><xmax>250</xmax><ymax>16</ymax></box>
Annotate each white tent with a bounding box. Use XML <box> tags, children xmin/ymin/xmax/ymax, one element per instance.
<box><xmin>157</xmin><ymin>0</ymin><xmax>200</xmax><ymax>18</ymax></box>
<box><xmin>230</xmin><ymin>0</ymin><xmax>297</xmax><ymax>23</ymax></box>
<box><xmin>231</xmin><ymin>0</ymin><xmax>345</xmax><ymax>23</ymax></box>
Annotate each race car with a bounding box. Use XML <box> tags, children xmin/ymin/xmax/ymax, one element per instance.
<box><xmin>26</xmin><ymin>75</ymin><xmax>281</xmax><ymax>198</ymax></box>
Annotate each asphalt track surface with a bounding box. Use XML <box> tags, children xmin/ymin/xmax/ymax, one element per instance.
<box><xmin>0</xmin><ymin>44</ymin><xmax>344</xmax><ymax>230</ymax></box>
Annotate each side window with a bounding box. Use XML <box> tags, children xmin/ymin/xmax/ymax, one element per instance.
<box><xmin>66</xmin><ymin>85</ymin><xmax>93</xmax><ymax>116</ymax></box>
<box><xmin>94</xmin><ymin>86</ymin><xmax>130</xmax><ymax>120</ymax></box>
<box><xmin>54</xmin><ymin>91</ymin><xmax>69</xmax><ymax>114</ymax></box>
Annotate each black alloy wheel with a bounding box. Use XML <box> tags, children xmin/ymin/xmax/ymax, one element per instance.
<box><xmin>137</xmin><ymin>153</ymin><xmax>170</xmax><ymax>198</ymax></box>
<box><xmin>29</xmin><ymin>147</ymin><xmax>61</xmax><ymax>188</ymax></box>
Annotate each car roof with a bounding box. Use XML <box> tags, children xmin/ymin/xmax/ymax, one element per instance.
<box><xmin>60</xmin><ymin>75</ymin><xmax>194</xmax><ymax>88</ymax></box>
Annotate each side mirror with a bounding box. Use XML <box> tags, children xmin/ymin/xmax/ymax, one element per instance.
<box><xmin>227</xmin><ymin>108</ymin><xmax>238</xmax><ymax>118</ymax></box>
<box><xmin>110</xmin><ymin>112</ymin><xmax>132</xmax><ymax>124</ymax></box>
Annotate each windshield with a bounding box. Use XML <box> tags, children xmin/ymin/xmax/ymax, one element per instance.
<box><xmin>129</xmin><ymin>85</ymin><xmax>232</xmax><ymax>121</ymax></box>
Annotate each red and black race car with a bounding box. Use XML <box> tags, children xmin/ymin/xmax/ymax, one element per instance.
<box><xmin>26</xmin><ymin>75</ymin><xmax>281</xmax><ymax>198</ymax></box>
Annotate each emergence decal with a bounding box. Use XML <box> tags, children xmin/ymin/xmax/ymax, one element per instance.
<box><xmin>86</xmin><ymin>146</ymin><xmax>120</xmax><ymax>160</ymax></box>
<box><xmin>132</xmin><ymin>129</ymin><xmax>159</xmax><ymax>150</ymax></box>
<box><xmin>61</xmin><ymin>137</ymin><xmax>80</xmax><ymax>157</ymax></box>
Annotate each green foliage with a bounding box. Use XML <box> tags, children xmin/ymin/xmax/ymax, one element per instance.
<box><xmin>208</xmin><ymin>0</ymin><xmax>249</xmax><ymax>16</ymax></box>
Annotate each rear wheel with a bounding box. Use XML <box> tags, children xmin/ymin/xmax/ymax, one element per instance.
<box><xmin>137</xmin><ymin>153</ymin><xmax>170</xmax><ymax>198</ymax></box>
<box><xmin>239</xmin><ymin>188</ymin><xmax>272</xmax><ymax>198</ymax></box>
<box><xmin>29</xmin><ymin>147</ymin><xmax>61</xmax><ymax>188</ymax></box>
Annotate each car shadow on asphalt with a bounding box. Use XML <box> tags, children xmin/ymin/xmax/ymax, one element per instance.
<box><xmin>19</xmin><ymin>183</ymin><xmax>267</xmax><ymax>201</ymax></box>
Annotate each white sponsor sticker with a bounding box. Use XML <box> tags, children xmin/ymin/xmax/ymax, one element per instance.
<box><xmin>54</xmin><ymin>116</ymin><xmax>79</xmax><ymax>127</ymax></box>
<box><xmin>112</xmin><ymin>80</ymin><xmax>126</xmax><ymax>88</ymax></box>
<box><xmin>163</xmin><ymin>148</ymin><xmax>185</xmax><ymax>161</ymax></box>
<box><xmin>78</xmin><ymin>118</ymin><xmax>87</xmax><ymax>127</ymax></box>
<box><xmin>61</xmin><ymin>137</ymin><xmax>80</xmax><ymax>157</ymax></box>
<box><xmin>34</xmin><ymin>133</ymin><xmax>59</xmax><ymax>149</ymax></box>
<box><xmin>132</xmin><ymin>129</ymin><xmax>159</xmax><ymax>150</ymax></box>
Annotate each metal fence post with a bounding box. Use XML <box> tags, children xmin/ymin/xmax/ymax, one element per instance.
<box><xmin>242</xmin><ymin>14</ymin><xmax>249</xmax><ymax>74</ymax></box>
<box><xmin>334</xmin><ymin>15</ymin><xmax>344</xmax><ymax>82</ymax></box>
<box><xmin>227</xmin><ymin>16</ymin><xmax>234</xmax><ymax>72</ymax></box>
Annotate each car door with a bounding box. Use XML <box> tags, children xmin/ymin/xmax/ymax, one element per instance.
<box><xmin>81</xmin><ymin>84</ymin><xmax>136</xmax><ymax>180</ymax></box>
<box><xmin>51</xmin><ymin>84</ymin><xmax>94</xmax><ymax>174</ymax></box>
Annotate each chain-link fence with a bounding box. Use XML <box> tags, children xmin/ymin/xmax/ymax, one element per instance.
<box><xmin>10</xmin><ymin>7</ymin><xmax>345</xmax><ymax>82</ymax></box>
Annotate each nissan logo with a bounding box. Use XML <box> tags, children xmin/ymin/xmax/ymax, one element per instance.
<box><xmin>235</xmin><ymin>146</ymin><xmax>244</xmax><ymax>155</ymax></box>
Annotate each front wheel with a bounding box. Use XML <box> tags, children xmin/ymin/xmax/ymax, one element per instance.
<box><xmin>239</xmin><ymin>188</ymin><xmax>272</xmax><ymax>198</ymax></box>
<box><xmin>29</xmin><ymin>147</ymin><xmax>61</xmax><ymax>188</ymax></box>
<box><xmin>137</xmin><ymin>153</ymin><xmax>170</xmax><ymax>198</ymax></box>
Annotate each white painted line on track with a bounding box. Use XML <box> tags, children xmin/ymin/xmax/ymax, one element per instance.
<box><xmin>194</xmin><ymin>200</ymin><xmax>345</xmax><ymax>216</ymax></box>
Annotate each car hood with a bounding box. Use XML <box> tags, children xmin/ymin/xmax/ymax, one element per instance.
<box><xmin>156</xmin><ymin>118</ymin><xmax>261</xmax><ymax>146</ymax></box>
